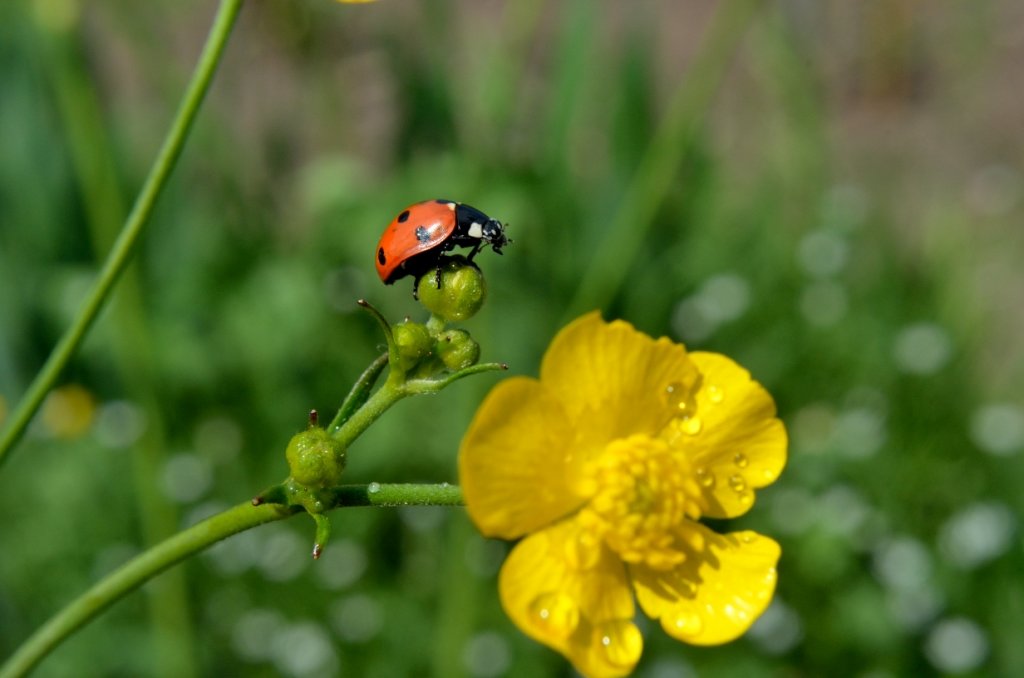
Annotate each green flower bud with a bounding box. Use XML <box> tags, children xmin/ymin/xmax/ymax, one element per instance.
<box><xmin>393</xmin><ymin>321</ymin><xmax>433</xmax><ymax>372</ymax></box>
<box><xmin>416</xmin><ymin>255</ymin><xmax>486</xmax><ymax>322</ymax></box>
<box><xmin>435</xmin><ymin>328</ymin><xmax>481</xmax><ymax>371</ymax></box>
<box><xmin>285</xmin><ymin>427</ymin><xmax>347</xmax><ymax>488</ymax></box>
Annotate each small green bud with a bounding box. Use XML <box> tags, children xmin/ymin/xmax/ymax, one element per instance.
<box><xmin>416</xmin><ymin>255</ymin><xmax>486</xmax><ymax>322</ymax></box>
<box><xmin>435</xmin><ymin>328</ymin><xmax>481</xmax><ymax>371</ymax></box>
<box><xmin>285</xmin><ymin>427</ymin><xmax>347</xmax><ymax>488</ymax></box>
<box><xmin>393</xmin><ymin>321</ymin><xmax>433</xmax><ymax>372</ymax></box>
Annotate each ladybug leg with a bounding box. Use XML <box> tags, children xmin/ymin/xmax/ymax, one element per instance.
<box><xmin>434</xmin><ymin>265</ymin><xmax>443</xmax><ymax>289</ymax></box>
<box><xmin>465</xmin><ymin>241</ymin><xmax>484</xmax><ymax>262</ymax></box>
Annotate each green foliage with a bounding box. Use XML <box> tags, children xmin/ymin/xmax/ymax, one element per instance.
<box><xmin>2</xmin><ymin>1</ymin><xmax>1023</xmax><ymax>677</ymax></box>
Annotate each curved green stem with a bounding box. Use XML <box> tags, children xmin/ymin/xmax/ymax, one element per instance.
<box><xmin>331</xmin><ymin>377</ymin><xmax>410</xmax><ymax>449</ymax></box>
<box><xmin>0</xmin><ymin>501</ymin><xmax>294</xmax><ymax>678</ymax></box>
<box><xmin>0</xmin><ymin>0</ymin><xmax>245</xmax><ymax>467</ymax></box>
<box><xmin>0</xmin><ymin>483</ymin><xmax>464</xmax><ymax>678</ymax></box>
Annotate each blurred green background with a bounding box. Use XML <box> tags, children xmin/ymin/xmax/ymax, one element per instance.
<box><xmin>2</xmin><ymin>0</ymin><xmax>1024</xmax><ymax>676</ymax></box>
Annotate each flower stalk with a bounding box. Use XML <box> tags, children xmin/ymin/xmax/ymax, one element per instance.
<box><xmin>0</xmin><ymin>0</ymin><xmax>245</xmax><ymax>468</ymax></box>
<box><xmin>0</xmin><ymin>484</ymin><xmax>464</xmax><ymax>678</ymax></box>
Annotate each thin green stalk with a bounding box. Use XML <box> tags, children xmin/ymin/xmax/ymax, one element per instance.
<box><xmin>565</xmin><ymin>0</ymin><xmax>762</xmax><ymax>318</ymax></box>
<box><xmin>0</xmin><ymin>501</ymin><xmax>293</xmax><ymax>678</ymax></box>
<box><xmin>331</xmin><ymin>378</ymin><xmax>410</xmax><ymax>449</ymax></box>
<box><xmin>0</xmin><ymin>483</ymin><xmax>464</xmax><ymax>678</ymax></box>
<box><xmin>0</xmin><ymin>0</ymin><xmax>245</xmax><ymax>467</ymax></box>
<box><xmin>38</xmin><ymin>12</ymin><xmax>201</xmax><ymax>677</ymax></box>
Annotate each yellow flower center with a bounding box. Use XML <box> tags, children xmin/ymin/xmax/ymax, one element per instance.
<box><xmin>578</xmin><ymin>434</ymin><xmax>702</xmax><ymax>570</ymax></box>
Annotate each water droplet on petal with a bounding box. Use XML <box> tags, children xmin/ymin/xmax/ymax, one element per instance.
<box><xmin>595</xmin><ymin>620</ymin><xmax>643</xmax><ymax>669</ymax></box>
<box><xmin>666</xmin><ymin>610</ymin><xmax>704</xmax><ymax>639</ymax></box>
<box><xmin>367</xmin><ymin>482</ymin><xmax>381</xmax><ymax>494</ymax></box>
<box><xmin>729</xmin><ymin>474</ymin><xmax>747</xmax><ymax>493</ymax></box>
<box><xmin>528</xmin><ymin>593</ymin><xmax>580</xmax><ymax>639</ymax></box>
<box><xmin>762</xmin><ymin>468</ymin><xmax>777</xmax><ymax>482</ymax></box>
<box><xmin>695</xmin><ymin>467</ymin><xmax>715</xmax><ymax>488</ymax></box>
<box><xmin>733</xmin><ymin>452</ymin><xmax>749</xmax><ymax>468</ymax></box>
<box><xmin>680</xmin><ymin>416</ymin><xmax>702</xmax><ymax>435</ymax></box>
<box><xmin>707</xmin><ymin>384</ymin><xmax>725</xmax><ymax>404</ymax></box>
<box><xmin>665</xmin><ymin>382</ymin><xmax>697</xmax><ymax>416</ymax></box>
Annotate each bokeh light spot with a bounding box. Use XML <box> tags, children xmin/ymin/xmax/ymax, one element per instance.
<box><xmin>938</xmin><ymin>501</ymin><xmax>1016</xmax><ymax>570</ymax></box>
<box><xmin>462</xmin><ymin>631</ymin><xmax>511</xmax><ymax>678</ymax></box>
<box><xmin>798</xmin><ymin>231</ymin><xmax>848</xmax><ymax>278</ymax></box>
<box><xmin>95</xmin><ymin>400</ymin><xmax>148</xmax><ymax>449</ymax></box>
<box><xmin>314</xmin><ymin>538</ymin><xmax>368</xmax><ymax>590</ymax></box>
<box><xmin>331</xmin><ymin>594</ymin><xmax>385</xmax><ymax>643</ymax></box>
<box><xmin>271</xmin><ymin>621</ymin><xmax>338</xmax><ymax>676</ymax></box>
<box><xmin>748</xmin><ymin>599</ymin><xmax>804</xmax><ymax>655</ymax></box>
<box><xmin>872</xmin><ymin>537</ymin><xmax>932</xmax><ymax>592</ymax></box>
<box><xmin>160</xmin><ymin>453</ymin><xmax>213</xmax><ymax>503</ymax></box>
<box><xmin>923</xmin><ymin>617</ymin><xmax>989</xmax><ymax>674</ymax></box>
<box><xmin>970</xmin><ymin>403</ymin><xmax>1024</xmax><ymax>456</ymax></box>
<box><xmin>892</xmin><ymin>323</ymin><xmax>952</xmax><ymax>375</ymax></box>
<box><xmin>232</xmin><ymin>608</ymin><xmax>285</xmax><ymax>662</ymax></box>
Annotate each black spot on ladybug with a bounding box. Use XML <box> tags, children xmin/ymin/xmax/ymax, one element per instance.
<box><xmin>377</xmin><ymin>247</ymin><xmax>387</xmax><ymax>265</ymax></box>
<box><xmin>434</xmin><ymin>199</ymin><xmax>449</xmax><ymax>205</ymax></box>
<box><xmin>397</xmin><ymin>210</ymin><xmax>410</xmax><ymax>223</ymax></box>
<box><xmin>415</xmin><ymin>226</ymin><xmax>431</xmax><ymax>243</ymax></box>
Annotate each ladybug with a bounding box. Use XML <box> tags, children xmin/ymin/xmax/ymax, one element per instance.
<box><xmin>375</xmin><ymin>199</ymin><xmax>509</xmax><ymax>288</ymax></box>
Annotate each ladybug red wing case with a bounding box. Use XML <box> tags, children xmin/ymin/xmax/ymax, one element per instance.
<box><xmin>375</xmin><ymin>199</ymin><xmax>459</xmax><ymax>284</ymax></box>
<box><xmin>374</xmin><ymin>199</ymin><xmax>510</xmax><ymax>287</ymax></box>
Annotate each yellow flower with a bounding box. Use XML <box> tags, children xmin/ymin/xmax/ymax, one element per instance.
<box><xmin>459</xmin><ymin>313</ymin><xmax>787</xmax><ymax>677</ymax></box>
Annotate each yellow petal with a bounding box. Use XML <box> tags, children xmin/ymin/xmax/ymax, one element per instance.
<box><xmin>631</xmin><ymin>524</ymin><xmax>780</xmax><ymax>646</ymax></box>
<box><xmin>541</xmin><ymin>312</ymin><xmax>701</xmax><ymax>444</ymax></box>
<box><xmin>500</xmin><ymin>520</ymin><xmax>642</xmax><ymax>678</ymax></box>
<box><xmin>683</xmin><ymin>352</ymin><xmax>787</xmax><ymax>518</ymax></box>
<box><xmin>460</xmin><ymin>377</ymin><xmax>588</xmax><ymax>539</ymax></box>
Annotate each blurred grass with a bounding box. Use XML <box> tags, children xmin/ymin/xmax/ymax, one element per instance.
<box><xmin>2</xmin><ymin>1</ymin><xmax>1024</xmax><ymax>677</ymax></box>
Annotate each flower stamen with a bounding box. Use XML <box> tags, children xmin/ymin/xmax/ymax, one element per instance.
<box><xmin>580</xmin><ymin>435</ymin><xmax>702</xmax><ymax>570</ymax></box>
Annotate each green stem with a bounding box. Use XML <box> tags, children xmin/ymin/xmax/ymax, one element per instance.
<box><xmin>328</xmin><ymin>352</ymin><xmax>389</xmax><ymax>434</ymax></box>
<box><xmin>0</xmin><ymin>501</ymin><xmax>294</xmax><ymax>678</ymax></box>
<box><xmin>0</xmin><ymin>0</ymin><xmax>245</xmax><ymax>467</ymax></box>
<box><xmin>331</xmin><ymin>379</ymin><xmax>409</xmax><ymax>449</ymax></box>
<box><xmin>0</xmin><ymin>483</ymin><xmax>465</xmax><ymax>678</ymax></box>
<box><xmin>38</xmin><ymin>11</ymin><xmax>202</xmax><ymax>677</ymax></box>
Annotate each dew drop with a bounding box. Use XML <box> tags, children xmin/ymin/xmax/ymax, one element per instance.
<box><xmin>666</xmin><ymin>610</ymin><xmax>704</xmax><ymax>639</ymax></box>
<box><xmin>695</xmin><ymin>467</ymin><xmax>715</xmax><ymax>488</ymax></box>
<box><xmin>367</xmin><ymin>482</ymin><xmax>381</xmax><ymax>494</ymax></box>
<box><xmin>595</xmin><ymin>620</ymin><xmax>643</xmax><ymax>668</ymax></box>
<box><xmin>733</xmin><ymin>452</ymin><xmax>749</xmax><ymax>468</ymax></box>
<box><xmin>528</xmin><ymin>593</ymin><xmax>580</xmax><ymax>639</ymax></box>
<box><xmin>761</xmin><ymin>468</ymin><xmax>777</xmax><ymax>482</ymax></box>
<box><xmin>665</xmin><ymin>382</ymin><xmax>697</xmax><ymax>415</ymax></box>
<box><xmin>729</xmin><ymin>474</ymin><xmax>747</xmax><ymax>493</ymax></box>
<box><xmin>707</xmin><ymin>384</ymin><xmax>725</xmax><ymax>404</ymax></box>
<box><xmin>680</xmin><ymin>416</ymin><xmax>702</xmax><ymax>435</ymax></box>
<box><xmin>738</xmin><ymin>490</ymin><xmax>754</xmax><ymax>506</ymax></box>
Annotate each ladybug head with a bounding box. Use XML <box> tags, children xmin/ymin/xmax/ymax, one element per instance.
<box><xmin>481</xmin><ymin>218</ymin><xmax>509</xmax><ymax>254</ymax></box>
